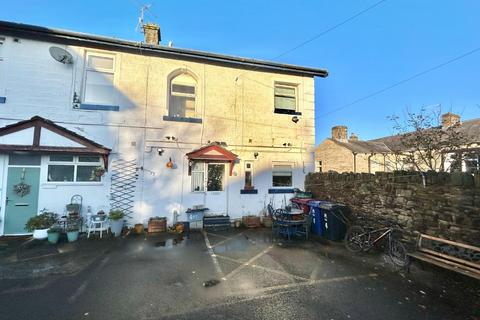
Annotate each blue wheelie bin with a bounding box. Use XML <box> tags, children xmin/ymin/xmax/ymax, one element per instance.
<box><xmin>319</xmin><ymin>202</ymin><xmax>348</xmax><ymax>241</ymax></box>
<box><xmin>308</xmin><ymin>201</ymin><xmax>330</xmax><ymax>236</ymax></box>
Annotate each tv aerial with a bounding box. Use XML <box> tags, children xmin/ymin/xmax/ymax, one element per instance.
<box><xmin>136</xmin><ymin>4</ymin><xmax>152</xmax><ymax>32</ymax></box>
<box><xmin>49</xmin><ymin>46</ymin><xmax>73</xmax><ymax>64</ymax></box>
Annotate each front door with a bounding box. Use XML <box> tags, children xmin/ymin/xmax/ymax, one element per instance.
<box><xmin>4</xmin><ymin>166</ymin><xmax>40</xmax><ymax>235</ymax></box>
<box><xmin>204</xmin><ymin>163</ymin><xmax>227</xmax><ymax>214</ymax></box>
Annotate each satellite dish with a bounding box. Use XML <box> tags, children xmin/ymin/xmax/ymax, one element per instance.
<box><xmin>49</xmin><ymin>46</ymin><xmax>73</xmax><ymax>64</ymax></box>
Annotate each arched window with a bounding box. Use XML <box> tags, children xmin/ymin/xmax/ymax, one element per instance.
<box><xmin>168</xmin><ymin>72</ymin><xmax>197</xmax><ymax>118</ymax></box>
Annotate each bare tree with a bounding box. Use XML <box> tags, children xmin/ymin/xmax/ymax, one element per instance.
<box><xmin>388</xmin><ymin>106</ymin><xmax>468</xmax><ymax>173</ymax></box>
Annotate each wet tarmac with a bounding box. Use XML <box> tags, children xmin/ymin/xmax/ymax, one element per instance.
<box><xmin>0</xmin><ymin>228</ymin><xmax>478</xmax><ymax>320</ymax></box>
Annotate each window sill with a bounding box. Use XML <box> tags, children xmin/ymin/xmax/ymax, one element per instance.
<box><xmin>42</xmin><ymin>182</ymin><xmax>104</xmax><ymax>187</ymax></box>
<box><xmin>268</xmin><ymin>188</ymin><xmax>295</xmax><ymax>194</ymax></box>
<box><xmin>240</xmin><ymin>189</ymin><xmax>258</xmax><ymax>194</ymax></box>
<box><xmin>163</xmin><ymin>116</ymin><xmax>202</xmax><ymax>124</ymax></box>
<box><xmin>0</xmin><ymin>96</ymin><xmax>6</xmax><ymax>104</ymax></box>
<box><xmin>78</xmin><ymin>104</ymin><xmax>119</xmax><ymax>111</ymax></box>
<box><xmin>274</xmin><ymin>109</ymin><xmax>302</xmax><ymax>116</ymax></box>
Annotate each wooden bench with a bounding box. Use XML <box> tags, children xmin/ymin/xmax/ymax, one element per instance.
<box><xmin>408</xmin><ymin>234</ymin><xmax>480</xmax><ymax>280</ymax></box>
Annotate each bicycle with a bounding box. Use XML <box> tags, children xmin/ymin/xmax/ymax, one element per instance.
<box><xmin>344</xmin><ymin>219</ymin><xmax>409</xmax><ymax>268</ymax></box>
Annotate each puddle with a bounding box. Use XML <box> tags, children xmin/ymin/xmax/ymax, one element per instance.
<box><xmin>154</xmin><ymin>237</ymin><xmax>186</xmax><ymax>248</ymax></box>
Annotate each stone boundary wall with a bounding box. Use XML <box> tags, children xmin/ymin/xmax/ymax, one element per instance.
<box><xmin>305</xmin><ymin>171</ymin><xmax>480</xmax><ymax>246</ymax></box>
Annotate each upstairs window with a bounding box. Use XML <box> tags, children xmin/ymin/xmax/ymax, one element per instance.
<box><xmin>169</xmin><ymin>73</ymin><xmax>196</xmax><ymax>118</ymax></box>
<box><xmin>84</xmin><ymin>53</ymin><xmax>115</xmax><ymax>105</ymax></box>
<box><xmin>317</xmin><ymin>160</ymin><xmax>323</xmax><ymax>172</ymax></box>
<box><xmin>274</xmin><ymin>84</ymin><xmax>297</xmax><ymax>114</ymax></box>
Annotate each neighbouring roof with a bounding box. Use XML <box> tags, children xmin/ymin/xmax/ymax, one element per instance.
<box><xmin>0</xmin><ymin>116</ymin><xmax>111</xmax><ymax>154</ymax></box>
<box><xmin>328</xmin><ymin>138</ymin><xmax>391</xmax><ymax>154</ymax></box>
<box><xmin>0</xmin><ymin>20</ymin><xmax>328</xmax><ymax>78</ymax></box>
<box><xmin>323</xmin><ymin>117</ymin><xmax>480</xmax><ymax>154</ymax></box>
<box><xmin>371</xmin><ymin>118</ymin><xmax>480</xmax><ymax>151</ymax></box>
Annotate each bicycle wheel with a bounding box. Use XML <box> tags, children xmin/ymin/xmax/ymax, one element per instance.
<box><xmin>344</xmin><ymin>226</ymin><xmax>367</xmax><ymax>253</ymax></box>
<box><xmin>389</xmin><ymin>239</ymin><xmax>409</xmax><ymax>267</ymax></box>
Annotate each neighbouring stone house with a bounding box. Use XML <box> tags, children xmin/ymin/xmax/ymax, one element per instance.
<box><xmin>0</xmin><ymin>20</ymin><xmax>328</xmax><ymax>235</ymax></box>
<box><xmin>315</xmin><ymin>113</ymin><xmax>480</xmax><ymax>174</ymax></box>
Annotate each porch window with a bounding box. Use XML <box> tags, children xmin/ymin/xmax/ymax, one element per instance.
<box><xmin>272</xmin><ymin>164</ymin><xmax>293</xmax><ymax>187</ymax></box>
<box><xmin>84</xmin><ymin>52</ymin><xmax>116</xmax><ymax>106</ymax></box>
<box><xmin>207</xmin><ymin>164</ymin><xmax>225</xmax><ymax>191</ymax></box>
<box><xmin>274</xmin><ymin>84</ymin><xmax>297</xmax><ymax>114</ymax></box>
<box><xmin>48</xmin><ymin>155</ymin><xmax>103</xmax><ymax>182</ymax></box>
<box><xmin>169</xmin><ymin>73</ymin><xmax>196</xmax><ymax>118</ymax></box>
<box><xmin>191</xmin><ymin>162</ymin><xmax>205</xmax><ymax>192</ymax></box>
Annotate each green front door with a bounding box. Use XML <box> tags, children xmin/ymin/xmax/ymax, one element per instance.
<box><xmin>4</xmin><ymin>167</ymin><xmax>40</xmax><ymax>234</ymax></box>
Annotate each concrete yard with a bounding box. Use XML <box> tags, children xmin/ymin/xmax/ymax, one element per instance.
<box><xmin>0</xmin><ymin>229</ymin><xmax>478</xmax><ymax>320</ymax></box>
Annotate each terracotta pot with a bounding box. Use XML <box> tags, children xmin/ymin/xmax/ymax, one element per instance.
<box><xmin>134</xmin><ymin>223</ymin><xmax>144</xmax><ymax>234</ymax></box>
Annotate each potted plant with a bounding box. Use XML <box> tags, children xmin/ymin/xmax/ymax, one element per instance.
<box><xmin>25</xmin><ymin>211</ymin><xmax>56</xmax><ymax>239</ymax></box>
<box><xmin>66</xmin><ymin>217</ymin><xmax>80</xmax><ymax>242</ymax></box>
<box><xmin>47</xmin><ymin>226</ymin><xmax>62</xmax><ymax>244</ymax></box>
<box><xmin>90</xmin><ymin>166</ymin><xmax>106</xmax><ymax>180</ymax></box>
<box><xmin>109</xmin><ymin>209</ymin><xmax>125</xmax><ymax>237</ymax></box>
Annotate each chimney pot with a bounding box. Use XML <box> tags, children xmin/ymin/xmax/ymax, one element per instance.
<box><xmin>441</xmin><ymin>112</ymin><xmax>461</xmax><ymax>129</ymax></box>
<box><xmin>349</xmin><ymin>133</ymin><xmax>359</xmax><ymax>141</ymax></box>
<box><xmin>143</xmin><ymin>23</ymin><xmax>161</xmax><ymax>45</ymax></box>
<box><xmin>331</xmin><ymin>126</ymin><xmax>348</xmax><ymax>142</ymax></box>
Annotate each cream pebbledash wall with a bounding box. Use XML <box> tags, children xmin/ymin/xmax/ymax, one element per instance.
<box><xmin>0</xmin><ymin>35</ymin><xmax>317</xmax><ymax>232</ymax></box>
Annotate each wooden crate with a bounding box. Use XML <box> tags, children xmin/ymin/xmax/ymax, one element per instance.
<box><xmin>148</xmin><ymin>218</ymin><xmax>166</xmax><ymax>233</ymax></box>
<box><xmin>243</xmin><ymin>216</ymin><xmax>261</xmax><ymax>228</ymax></box>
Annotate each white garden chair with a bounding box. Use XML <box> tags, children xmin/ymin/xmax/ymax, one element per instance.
<box><xmin>87</xmin><ymin>214</ymin><xmax>109</xmax><ymax>239</ymax></box>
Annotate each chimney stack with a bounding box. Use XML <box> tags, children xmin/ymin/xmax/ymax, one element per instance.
<box><xmin>349</xmin><ymin>133</ymin><xmax>359</xmax><ymax>141</ymax></box>
<box><xmin>143</xmin><ymin>23</ymin><xmax>161</xmax><ymax>45</ymax></box>
<box><xmin>441</xmin><ymin>112</ymin><xmax>461</xmax><ymax>129</ymax></box>
<box><xmin>332</xmin><ymin>126</ymin><xmax>348</xmax><ymax>142</ymax></box>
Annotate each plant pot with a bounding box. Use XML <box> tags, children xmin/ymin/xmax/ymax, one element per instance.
<box><xmin>67</xmin><ymin>230</ymin><xmax>79</xmax><ymax>242</ymax></box>
<box><xmin>134</xmin><ymin>223</ymin><xmax>144</xmax><ymax>234</ymax></box>
<box><xmin>110</xmin><ymin>220</ymin><xmax>124</xmax><ymax>237</ymax></box>
<box><xmin>33</xmin><ymin>228</ymin><xmax>48</xmax><ymax>240</ymax></box>
<box><xmin>47</xmin><ymin>232</ymin><xmax>60</xmax><ymax>244</ymax></box>
<box><xmin>262</xmin><ymin>217</ymin><xmax>273</xmax><ymax>228</ymax></box>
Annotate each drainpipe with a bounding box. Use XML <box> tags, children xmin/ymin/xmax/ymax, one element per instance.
<box><xmin>353</xmin><ymin>152</ymin><xmax>357</xmax><ymax>173</ymax></box>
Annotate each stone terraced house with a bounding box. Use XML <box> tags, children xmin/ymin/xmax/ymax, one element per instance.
<box><xmin>315</xmin><ymin>113</ymin><xmax>480</xmax><ymax>174</ymax></box>
<box><xmin>0</xmin><ymin>21</ymin><xmax>328</xmax><ymax>235</ymax></box>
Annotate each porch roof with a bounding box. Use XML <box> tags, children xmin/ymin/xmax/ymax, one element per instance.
<box><xmin>0</xmin><ymin>116</ymin><xmax>111</xmax><ymax>168</ymax></box>
<box><xmin>186</xmin><ymin>143</ymin><xmax>238</xmax><ymax>175</ymax></box>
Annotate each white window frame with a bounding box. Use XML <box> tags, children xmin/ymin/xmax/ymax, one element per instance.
<box><xmin>272</xmin><ymin>162</ymin><xmax>294</xmax><ymax>187</ymax></box>
<box><xmin>83</xmin><ymin>51</ymin><xmax>116</xmax><ymax>105</ymax></box>
<box><xmin>46</xmin><ymin>155</ymin><xmax>103</xmax><ymax>184</ymax></box>
<box><xmin>191</xmin><ymin>161</ymin><xmax>205</xmax><ymax>192</ymax></box>
<box><xmin>244</xmin><ymin>161</ymin><xmax>254</xmax><ymax>189</ymax></box>
<box><xmin>169</xmin><ymin>78</ymin><xmax>197</xmax><ymax>118</ymax></box>
<box><xmin>191</xmin><ymin>162</ymin><xmax>226</xmax><ymax>192</ymax></box>
<box><xmin>274</xmin><ymin>83</ymin><xmax>298</xmax><ymax>113</ymax></box>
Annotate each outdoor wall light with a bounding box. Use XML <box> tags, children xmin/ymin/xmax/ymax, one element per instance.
<box><xmin>292</xmin><ymin>116</ymin><xmax>299</xmax><ymax>123</ymax></box>
<box><xmin>254</xmin><ymin>152</ymin><xmax>259</xmax><ymax>159</ymax></box>
<box><xmin>157</xmin><ymin>148</ymin><xmax>164</xmax><ymax>156</ymax></box>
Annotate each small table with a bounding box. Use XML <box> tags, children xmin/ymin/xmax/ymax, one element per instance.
<box><xmin>277</xmin><ymin>209</ymin><xmax>307</xmax><ymax>240</ymax></box>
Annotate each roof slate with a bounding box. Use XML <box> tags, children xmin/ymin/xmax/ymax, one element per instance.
<box><xmin>326</xmin><ymin>118</ymin><xmax>480</xmax><ymax>154</ymax></box>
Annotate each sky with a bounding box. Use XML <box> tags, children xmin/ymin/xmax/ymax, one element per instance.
<box><xmin>1</xmin><ymin>0</ymin><xmax>479</xmax><ymax>143</ymax></box>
